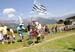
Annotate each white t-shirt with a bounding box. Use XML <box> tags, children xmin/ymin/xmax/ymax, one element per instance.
<box><xmin>0</xmin><ymin>32</ymin><xmax>3</xmax><ymax>40</ymax></box>
<box><xmin>38</xmin><ymin>24</ymin><xmax>42</xmax><ymax>30</ymax></box>
<box><xmin>0</xmin><ymin>27</ymin><xmax>3</xmax><ymax>32</ymax></box>
<box><xmin>2</xmin><ymin>26</ymin><xmax>7</xmax><ymax>35</ymax></box>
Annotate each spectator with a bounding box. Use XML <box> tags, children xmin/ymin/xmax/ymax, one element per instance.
<box><xmin>27</xmin><ymin>24</ymin><xmax>32</xmax><ymax>39</ymax></box>
<box><xmin>0</xmin><ymin>31</ymin><xmax>4</xmax><ymax>44</ymax></box>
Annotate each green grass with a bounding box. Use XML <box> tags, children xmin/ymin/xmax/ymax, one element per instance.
<box><xmin>0</xmin><ymin>33</ymin><xmax>28</xmax><ymax>52</ymax></box>
<box><xmin>17</xmin><ymin>32</ymin><xmax>75</xmax><ymax>52</ymax></box>
<box><xmin>0</xmin><ymin>42</ymin><xmax>23</xmax><ymax>52</ymax></box>
<box><xmin>44</xmin><ymin>30</ymin><xmax>75</xmax><ymax>40</ymax></box>
<box><xmin>0</xmin><ymin>24</ymin><xmax>75</xmax><ymax>52</ymax></box>
<box><xmin>47</xmin><ymin>23</ymin><xmax>64</xmax><ymax>29</ymax></box>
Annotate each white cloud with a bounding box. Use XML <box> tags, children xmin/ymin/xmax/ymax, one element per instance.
<box><xmin>38</xmin><ymin>12</ymin><xmax>55</xmax><ymax>19</ymax></box>
<box><xmin>29</xmin><ymin>11</ymin><xmax>56</xmax><ymax>19</ymax></box>
<box><xmin>39</xmin><ymin>13</ymin><xmax>45</xmax><ymax>16</ymax></box>
<box><xmin>7</xmin><ymin>14</ymin><xmax>15</xmax><ymax>18</ymax></box>
<box><xmin>3</xmin><ymin>8</ymin><xmax>16</xmax><ymax>18</ymax></box>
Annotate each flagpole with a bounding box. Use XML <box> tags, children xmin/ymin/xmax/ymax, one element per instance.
<box><xmin>18</xmin><ymin>16</ymin><xmax>23</xmax><ymax>25</ymax></box>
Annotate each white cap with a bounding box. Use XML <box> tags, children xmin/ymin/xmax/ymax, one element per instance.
<box><xmin>19</xmin><ymin>23</ymin><xmax>24</xmax><ymax>25</ymax></box>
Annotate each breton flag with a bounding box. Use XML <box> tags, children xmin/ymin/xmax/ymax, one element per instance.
<box><xmin>40</xmin><ymin>5</ymin><xmax>47</xmax><ymax>11</ymax></box>
<box><xmin>32</xmin><ymin>0</ymin><xmax>47</xmax><ymax>14</ymax></box>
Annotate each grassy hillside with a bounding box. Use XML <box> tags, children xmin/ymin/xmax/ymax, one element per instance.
<box><xmin>0</xmin><ymin>24</ymin><xmax>75</xmax><ymax>52</ymax></box>
<box><xmin>17</xmin><ymin>33</ymin><xmax>75</xmax><ymax>52</ymax></box>
<box><xmin>0</xmin><ymin>30</ymin><xmax>75</xmax><ymax>52</ymax></box>
<box><xmin>47</xmin><ymin>24</ymin><xmax>64</xmax><ymax>28</ymax></box>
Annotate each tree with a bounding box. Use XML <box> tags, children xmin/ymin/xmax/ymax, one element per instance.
<box><xmin>67</xmin><ymin>16</ymin><xmax>75</xmax><ymax>19</ymax></box>
<box><xmin>64</xmin><ymin>20</ymin><xmax>72</xmax><ymax>25</ymax></box>
<box><xmin>57</xmin><ymin>19</ymin><xmax>64</xmax><ymax>24</ymax></box>
<box><xmin>64</xmin><ymin>16</ymin><xmax>75</xmax><ymax>25</ymax></box>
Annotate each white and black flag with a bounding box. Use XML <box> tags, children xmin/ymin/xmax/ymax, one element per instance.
<box><xmin>32</xmin><ymin>0</ymin><xmax>47</xmax><ymax>14</ymax></box>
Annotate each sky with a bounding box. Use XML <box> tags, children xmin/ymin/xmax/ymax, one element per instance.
<box><xmin>0</xmin><ymin>0</ymin><xmax>75</xmax><ymax>20</ymax></box>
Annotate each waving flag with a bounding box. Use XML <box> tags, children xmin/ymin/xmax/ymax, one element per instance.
<box><xmin>40</xmin><ymin>5</ymin><xmax>47</xmax><ymax>11</ymax></box>
<box><xmin>33</xmin><ymin>4</ymin><xmax>40</xmax><ymax>10</ymax></box>
<box><xmin>32</xmin><ymin>0</ymin><xmax>47</xmax><ymax>14</ymax></box>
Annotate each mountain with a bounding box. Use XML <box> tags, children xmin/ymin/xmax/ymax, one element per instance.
<box><xmin>61</xmin><ymin>13</ymin><xmax>75</xmax><ymax>20</ymax></box>
<box><xmin>36</xmin><ymin>17</ymin><xmax>56</xmax><ymax>24</ymax></box>
<box><xmin>1</xmin><ymin>13</ymin><xmax>75</xmax><ymax>30</ymax></box>
<box><xmin>23</xmin><ymin>17</ymin><xmax>57</xmax><ymax>25</ymax></box>
<box><xmin>48</xmin><ymin>13</ymin><xmax>75</xmax><ymax>21</ymax></box>
<box><xmin>0</xmin><ymin>17</ymin><xmax>57</xmax><ymax>30</ymax></box>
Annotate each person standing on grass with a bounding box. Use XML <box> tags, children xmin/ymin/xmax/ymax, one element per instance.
<box><xmin>55</xmin><ymin>26</ymin><xmax>58</xmax><ymax>32</ymax></box>
<box><xmin>6</xmin><ymin>28</ymin><xmax>15</xmax><ymax>44</ymax></box>
<box><xmin>43</xmin><ymin>25</ymin><xmax>50</xmax><ymax>35</ymax></box>
<box><xmin>1</xmin><ymin>25</ymin><xmax>7</xmax><ymax>40</ymax></box>
<box><xmin>17</xmin><ymin>24</ymin><xmax>25</xmax><ymax>42</ymax></box>
<box><xmin>51</xmin><ymin>27</ymin><xmax>55</xmax><ymax>33</ymax></box>
<box><xmin>27</xmin><ymin>23</ymin><xmax>32</xmax><ymax>39</ymax></box>
<box><xmin>0</xmin><ymin>31</ymin><xmax>4</xmax><ymax>44</ymax></box>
